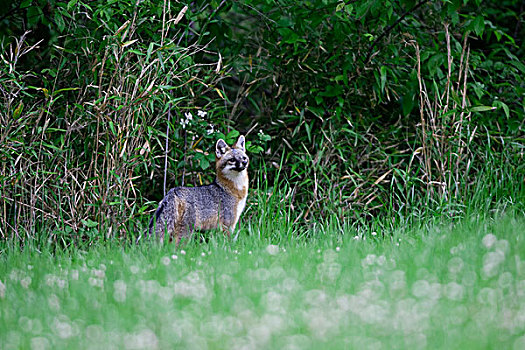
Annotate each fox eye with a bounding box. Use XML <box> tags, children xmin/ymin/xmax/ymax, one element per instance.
<box><xmin>228</xmin><ymin>159</ymin><xmax>235</xmax><ymax>164</ymax></box>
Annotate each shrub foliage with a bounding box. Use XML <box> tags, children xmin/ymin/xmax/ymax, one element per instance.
<box><xmin>1</xmin><ymin>0</ymin><xmax>523</xmax><ymax>242</ymax></box>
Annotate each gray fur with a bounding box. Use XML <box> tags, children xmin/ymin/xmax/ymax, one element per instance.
<box><xmin>148</xmin><ymin>135</ymin><xmax>249</xmax><ymax>244</ymax></box>
<box><xmin>149</xmin><ymin>182</ymin><xmax>237</xmax><ymax>243</ymax></box>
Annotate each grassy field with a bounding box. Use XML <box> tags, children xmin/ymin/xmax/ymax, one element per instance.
<box><xmin>1</xmin><ymin>210</ymin><xmax>524</xmax><ymax>349</ymax></box>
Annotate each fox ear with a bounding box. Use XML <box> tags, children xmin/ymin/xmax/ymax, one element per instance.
<box><xmin>216</xmin><ymin>139</ymin><xmax>230</xmax><ymax>158</ymax></box>
<box><xmin>234</xmin><ymin>135</ymin><xmax>246</xmax><ymax>152</ymax></box>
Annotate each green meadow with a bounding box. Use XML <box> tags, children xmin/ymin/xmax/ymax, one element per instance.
<box><xmin>2</xmin><ymin>1</ymin><xmax>524</xmax><ymax>349</ymax></box>
<box><xmin>2</xmin><ymin>210</ymin><xmax>525</xmax><ymax>349</ymax></box>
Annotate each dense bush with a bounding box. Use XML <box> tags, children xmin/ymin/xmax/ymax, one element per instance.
<box><xmin>207</xmin><ymin>0</ymin><xmax>524</xmax><ymax>220</ymax></box>
<box><xmin>0</xmin><ymin>0</ymin><xmax>523</xmax><ymax>243</ymax></box>
<box><xmin>0</xmin><ymin>0</ymin><xmax>238</xmax><ymax>243</ymax></box>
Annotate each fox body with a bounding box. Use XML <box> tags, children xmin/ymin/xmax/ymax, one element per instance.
<box><xmin>149</xmin><ymin>135</ymin><xmax>249</xmax><ymax>244</ymax></box>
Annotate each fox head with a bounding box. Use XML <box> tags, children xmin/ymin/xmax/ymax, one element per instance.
<box><xmin>215</xmin><ymin>135</ymin><xmax>249</xmax><ymax>175</ymax></box>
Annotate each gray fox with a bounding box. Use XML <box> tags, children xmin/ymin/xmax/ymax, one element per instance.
<box><xmin>149</xmin><ymin>135</ymin><xmax>249</xmax><ymax>244</ymax></box>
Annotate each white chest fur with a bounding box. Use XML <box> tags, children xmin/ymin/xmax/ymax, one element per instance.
<box><xmin>235</xmin><ymin>195</ymin><xmax>247</xmax><ymax>226</ymax></box>
<box><xmin>227</xmin><ymin>169</ymin><xmax>248</xmax><ymax>227</ymax></box>
<box><xmin>226</xmin><ymin>169</ymin><xmax>248</xmax><ymax>191</ymax></box>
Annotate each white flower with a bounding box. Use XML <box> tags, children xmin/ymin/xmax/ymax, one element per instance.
<box><xmin>482</xmin><ymin>233</ymin><xmax>497</xmax><ymax>249</ymax></box>
<box><xmin>20</xmin><ymin>276</ymin><xmax>32</xmax><ymax>289</ymax></box>
<box><xmin>266</xmin><ymin>245</ymin><xmax>279</xmax><ymax>255</ymax></box>
<box><xmin>197</xmin><ymin>110</ymin><xmax>207</xmax><ymax>118</ymax></box>
<box><xmin>180</xmin><ymin>112</ymin><xmax>194</xmax><ymax>129</ymax></box>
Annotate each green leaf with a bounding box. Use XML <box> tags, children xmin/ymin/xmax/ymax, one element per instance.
<box><xmin>472</xmin><ymin>16</ymin><xmax>485</xmax><ymax>37</ymax></box>
<box><xmin>67</xmin><ymin>0</ymin><xmax>78</xmax><ymax>11</ymax></box>
<box><xmin>510</xmin><ymin>60</ymin><xmax>525</xmax><ymax>75</ymax></box>
<box><xmin>470</xmin><ymin>106</ymin><xmax>496</xmax><ymax>112</ymax></box>
<box><xmin>121</xmin><ymin>39</ymin><xmax>138</xmax><ymax>48</ymax></box>
<box><xmin>450</xmin><ymin>11</ymin><xmax>459</xmax><ymax>25</ymax></box>
<box><xmin>52</xmin><ymin>87</ymin><xmax>80</xmax><ymax>95</ymax></box>
<box><xmin>319</xmin><ymin>85</ymin><xmax>343</xmax><ymax>97</ymax></box>
<box><xmin>55</xmin><ymin>12</ymin><xmax>65</xmax><ymax>32</ymax></box>
<box><xmin>81</xmin><ymin>219</ymin><xmax>98</xmax><ymax>228</ymax></box>
<box><xmin>380</xmin><ymin>66</ymin><xmax>387</xmax><ymax>93</ymax></box>
<box><xmin>146</xmin><ymin>43</ymin><xmax>155</xmax><ymax>62</ymax></box>
<box><xmin>27</xmin><ymin>6</ymin><xmax>43</xmax><ymax>27</ymax></box>
<box><xmin>109</xmin><ymin>121</ymin><xmax>116</xmax><ymax>135</ymax></box>
<box><xmin>20</xmin><ymin>0</ymin><xmax>32</xmax><ymax>8</ymax></box>
<box><xmin>401</xmin><ymin>94</ymin><xmax>415</xmax><ymax>116</ymax></box>
<box><xmin>493</xmin><ymin>101</ymin><xmax>510</xmax><ymax>119</ymax></box>
<box><xmin>226</xmin><ymin>129</ymin><xmax>240</xmax><ymax>142</ymax></box>
<box><xmin>356</xmin><ymin>2</ymin><xmax>370</xmax><ymax>19</ymax></box>
<box><xmin>13</xmin><ymin>102</ymin><xmax>24</xmax><ymax>119</ymax></box>
<box><xmin>278</xmin><ymin>28</ymin><xmax>304</xmax><ymax>44</ymax></box>
<box><xmin>199</xmin><ymin>157</ymin><xmax>210</xmax><ymax>170</ymax></box>
<box><xmin>248</xmin><ymin>145</ymin><xmax>263</xmax><ymax>153</ymax></box>
<box><xmin>387</xmin><ymin>2</ymin><xmax>393</xmax><ymax>19</ymax></box>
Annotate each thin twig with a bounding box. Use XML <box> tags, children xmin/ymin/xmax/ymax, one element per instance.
<box><xmin>414</xmin><ymin>42</ymin><xmax>432</xmax><ymax>195</ymax></box>
<box><xmin>365</xmin><ymin>0</ymin><xmax>430</xmax><ymax>64</ymax></box>
<box><xmin>182</xmin><ymin>127</ymin><xmax>187</xmax><ymax>187</ymax></box>
<box><xmin>164</xmin><ymin>103</ymin><xmax>171</xmax><ymax>197</ymax></box>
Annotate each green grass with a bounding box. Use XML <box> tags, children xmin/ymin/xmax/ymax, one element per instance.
<box><xmin>1</xmin><ymin>210</ymin><xmax>525</xmax><ymax>349</ymax></box>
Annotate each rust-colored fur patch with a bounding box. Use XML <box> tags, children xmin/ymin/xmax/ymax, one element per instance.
<box><xmin>216</xmin><ymin>172</ymin><xmax>248</xmax><ymax>199</ymax></box>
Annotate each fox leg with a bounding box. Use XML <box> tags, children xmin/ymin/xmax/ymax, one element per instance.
<box><xmin>169</xmin><ymin>198</ymin><xmax>188</xmax><ymax>245</ymax></box>
<box><xmin>150</xmin><ymin>214</ymin><xmax>169</xmax><ymax>244</ymax></box>
<box><xmin>171</xmin><ymin>220</ymin><xmax>191</xmax><ymax>246</ymax></box>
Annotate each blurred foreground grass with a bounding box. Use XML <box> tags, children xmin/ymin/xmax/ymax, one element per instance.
<box><xmin>1</xmin><ymin>213</ymin><xmax>525</xmax><ymax>349</ymax></box>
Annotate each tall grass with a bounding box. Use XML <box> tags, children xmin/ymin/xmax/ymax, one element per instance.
<box><xmin>0</xmin><ymin>2</ymin><xmax>228</xmax><ymax>241</ymax></box>
<box><xmin>1</xmin><ymin>205</ymin><xmax>524</xmax><ymax>348</ymax></box>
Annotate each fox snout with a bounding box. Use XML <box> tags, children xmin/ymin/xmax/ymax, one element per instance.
<box><xmin>235</xmin><ymin>157</ymin><xmax>249</xmax><ymax>171</ymax></box>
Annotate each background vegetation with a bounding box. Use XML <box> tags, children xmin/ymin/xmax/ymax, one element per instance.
<box><xmin>1</xmin><ymin>0</ymin><xmax>524</xmax><ymax>245</ymax></box>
